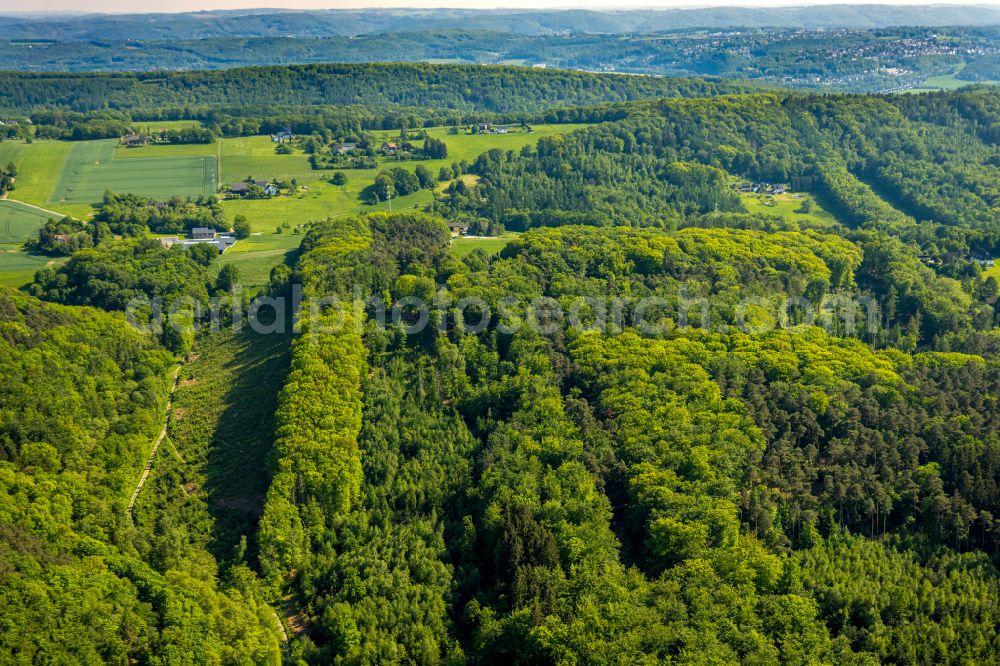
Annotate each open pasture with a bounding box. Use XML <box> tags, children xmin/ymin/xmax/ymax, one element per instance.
<box><xmin>219</xmin><ymin>123</ymin><xmax>591</xmax><ymax>233</ymax></box>
<box><xmin>0</xmin><ymin>250</ymin><xmax>65</xmax><ymax>288</ymax></box>
<box><xmin>0</xmin><ymin>200</ymin><xmax>63</xmax><ymax>248</ymax></box>
<box><xmin>0</xmin><ymin>140</ymin><xmax>74</xmax><ymax>208</ymax></box>
<box><xmin>50</xmin><ymin>140</ymin><xmax>217</xmax><ymax>204</ymax></box>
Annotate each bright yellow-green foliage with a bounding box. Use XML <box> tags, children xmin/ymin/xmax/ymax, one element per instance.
<box><xmin>0</xmin><ymin>289</ymin><xmax>281</xmax><ymax>662</ymax></box>
<box><xmin>258</xmin><ymin>218</ymin><xmax>372</xmax><ymax>581</ymax></box>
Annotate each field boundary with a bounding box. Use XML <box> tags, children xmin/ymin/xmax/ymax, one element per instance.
<box><xmin>1</xmin><ymin>198</ymin><xmax>68</xmax><ymax>220</ymax></box>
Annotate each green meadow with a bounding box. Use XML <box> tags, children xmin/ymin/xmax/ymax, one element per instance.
<box><xmin>0</xmin><ymin>140</ymin><xmax>74</xmax><ymax>208</ymax></box>
<box><xmin>212</xmin><ymin>233</ymin><xmax>301</xmax><ymax>290</ymax></box>
<box><xmin>0</xmin><ymin>250</ymin><xmax>65</xmax><ymax>288</ymax></box>
<box><xmin>0</xmin><ymin>123</ymin><xmax>591</xmax><ymax>287</ymax></box>
<box><xmin>451</xmin><ymin>234</ymin><xmax>517</xmax><ymax>258</ymax></box>
<box><xmin>0</xmin><ymin>199</ymin><xmax>72</xmax><ymax>288</ymax></box>
<box><xmin>0</xmin><ymin>200</ymin><xmax>63</xmax><ymax>247</ymax></box>
<box><xmin>51</xmin><ymin>139</ymin><xmax>216</xmax><ymax>205</ymax></box>
<box><xmin>739</xmin><ymin>191</ymin><xmax>839</xmax><ymax>228</ymax></box>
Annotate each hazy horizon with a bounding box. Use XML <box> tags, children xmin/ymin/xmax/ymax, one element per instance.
<box><xmin>6</xmin><ymin>1</ymin><xmax>1000</xmax><ymax>17</ymax></box>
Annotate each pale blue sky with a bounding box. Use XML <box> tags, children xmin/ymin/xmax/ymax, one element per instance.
<box><xmin>5</xmin><ymin>1</ymin><xmax>995</xmax><ymax>15</ymax></box>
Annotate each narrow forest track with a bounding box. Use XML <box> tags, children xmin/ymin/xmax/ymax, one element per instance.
<box><xmin>127</xmin><ymin>365</ymin><xmax>182</xmax><ymax>517</ymax></box>
<box><xmin>271</xmin><ymin>608</ymin><xmax>289</xmax><ymax>656</ymax></box>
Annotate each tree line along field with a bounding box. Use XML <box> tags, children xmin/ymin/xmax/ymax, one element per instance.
<box><xmin>0</xmin><ymin>121</ymin><xmax>865</xmax><ymax>288</ymax></box>
<box><xmin>0</xmin><ymin>123</ymin><xmax>593</xmax><ymax>287</ymax></box>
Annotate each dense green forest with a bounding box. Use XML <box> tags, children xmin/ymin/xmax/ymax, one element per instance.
<box><xmin>250</xmin><ymin>212</ymin><xmax>1000</xmax><ymax>663</ymax></box>
<box><xmin>3</xmin><ymin>58</ymin><xmax>1000</xmax><ymax>663</ymax></box>
<box><xmin>0</xmin><ymin>65</ymin><xmax>753</xmax><ymax>115</ymax></box>
<box><xmin>0</xmin><ymin>289</ymin><xmax>281</xmax><ymax>661</ymax></box>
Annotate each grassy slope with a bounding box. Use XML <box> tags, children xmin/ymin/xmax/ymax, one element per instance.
<box><xmin>0</xmin><ymin>251</ymin><xmax>65</xmax><ymax>288</ymax></box>
<box><xmin>219</xmin><ymin>124</ymin><xmax>592</xmax><ymax>233</ymax></box>
<box><xmin>451</xmin><ymin>234</ymin><xmax>517</xmax><ymax>258</ymax></box>
<box><xmin>135</xmin><ymin>322</ymin><xmax>293</xmax><ymax>568</ymax></box>
<box><xmin>0</xmin><ymin>140</ymin><xmax>75</xmax><ymax>210</ymax></box>
<box><xmin>0</xmin><ymin>199</ymin><xmax>62</xmax><ymax>246</ymax></box>
<box><xmin>0</xmin><ymin>124</ymin><xmax>591</xmax><ymax>287</ymax></box>
<box><xmin>739</xmin><ymin>191</ymin><xmax>839</xmax><ymax>228</ymax></box>
<box><xmin>213</xmin><ymin>233</ymin><xmax>301</xmax><ymax>289</ymax></box>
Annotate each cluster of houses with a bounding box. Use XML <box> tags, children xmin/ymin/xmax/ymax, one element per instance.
<box><xmin>734</xmin><ymin>182</ymin><xmax>790</xmax><ymax>195</ymax></box>
<box><xmin>334</xmin><ymin>142</ymin><xmax>359</xmax><ymax>155</ymax></box>
<box><xmin>974</xmin><ymin>255</ymin><xmax>996</xmax><ymax>269</ymax></box>
<box><xmin>229</xmin><ymin>180</ymin><xmax>279</xmax><ymax>197</ymax></box>
<box><xmin>919</xmin><ymin>253</ymin><xmax>995</xmax><ymax>269</ymax></box>
<box><xmin>476</xmin><ymin>123</ymin><xmax>510</xmax><ymax>134</ymax></box>
<box><xmin>158</xmin><ymin>227</ymin><xmax>237</xmax><ymax>253</ymax></box>
<box><xmin>120</xmin><ymin>129</ymin><xmax>174</xmax><ymax>148</ymax></box>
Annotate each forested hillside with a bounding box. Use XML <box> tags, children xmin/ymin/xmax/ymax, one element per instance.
<box><xmin>6</xmin><ymin>6</ymin><xmax>1000</xmax><ymax>41</ymax></box>
<box><xmin>1</xmin><ymin>26</ymin><xmax>994</xmax><ymax>94</ymax></box>
<box><xmin>253</xmin><ymin>213</ymin><xmax>1000</xmax><ymax>663</ymax></box>
<box><xmin>0</xmin><ymin>289</ymin><xmax>281</xmax><ymax>661</ymax></box>
<box><xmin>3</xmin><ymin>61</ymin><xmax>1000</xmax><ymax>664</ymax></box>
<box><xmin>0</xmin><ymin>65</ymin><xmax>753</xmax><ymax>115</ymax></box>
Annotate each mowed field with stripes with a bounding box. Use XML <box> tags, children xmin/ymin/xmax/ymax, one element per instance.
<box><xmin>0</xmin><ymin>136</ymin><xmax>216</xmax><ymax>286</ymax></box>
<box><xmin>49</xmin><ymin>139</ymin><xmax>217</xmax><ymax>204</ymax></box>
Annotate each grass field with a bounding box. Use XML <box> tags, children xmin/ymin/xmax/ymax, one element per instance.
<box><xmin>220</xmin><ymin>136</ymin><xmax>313</xmax><ymax>184</ymax></box>
<box><xmin>0</xmin><ymin>140</ymin><xmax>74</xmax><ymax>207</ymax></box>
<box><xmin>51</xmin><ymin>139</ymin><xmax>217</xmax><ymax>204</ymax></box>
<box><xmin>220</xmin><ymin>124</ymin><xmax>591</xmax><ymax>233</ymax></box>
<box><xmin>0</xmin><ymin>200</ymin><xmax>64</xmax><ymax>247</ymax></box>
<box><xmin>908</xmin><ymin>68</ymin><xmax>999</xmax><ymax>93</ymax></box>
<box><xmin>0</xmin><ymin>200</ymin><xmax>71</xmax><ymax>288</ymax></box>
<box><xmin>0</xmin><ymin>250</ymin><xmax>65</xmax><ymax>288</ymax></box>
<box><xmin>739</xmin><ymin>191</ymin><xmax>839</xmax><ymax>228</ymax></box>
<box><xmin>452</xmin><ymin>234</ymin><xmax>517</xmax><ymax>258</ymax></box>
<box><xmin>212</xmin><ymin>233</ymin><xmax>301</xmax><ymax>289</ymax></box>
<box><xmin>116</xmin><ymin>142</ymin><xmax>218</xmax><ymax>160</ymax></box>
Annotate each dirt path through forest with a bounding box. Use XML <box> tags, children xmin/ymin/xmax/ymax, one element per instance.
<box><xmin>127</xmin><ymin>365</ymin><xmax>182</xmax><ymax>517</ymax></box>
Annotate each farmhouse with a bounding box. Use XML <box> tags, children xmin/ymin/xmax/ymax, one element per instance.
<box><xmin>190</xmin><ymin>227</ymin><xmax>216</xmax><ymax>240</ymax></box>
<box><xmin>272</xmin><ymin>129</ymin><xmax>293</xmax><ymax>143</ymax></box>
<box><xmin>335</xmin><ymin>142</ymin><xmax>358</xmax><ymax>155</ymax></box>
<box><xmin>447</xmin><ymin>220</ymin><xmax>470</xmax><ymax>238</ymax></box>
<box><xmin>122</xmin><ymin>134</ymin><xmax>149</xmax><ymax>148</ymax></box>
<box><xmin>158</xmin><ymin>233</ymin><xmax>237</xmax><ymax>254</ymax></box>
<box><xmin>381</xmin><ymin>142</ymin><xmax>398</xmax><ymax>153</ymax></box>
<box><xmin>230</xmin><ymin>180</ymin><xmax>278</xmax><ymax>197</ymax></box>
